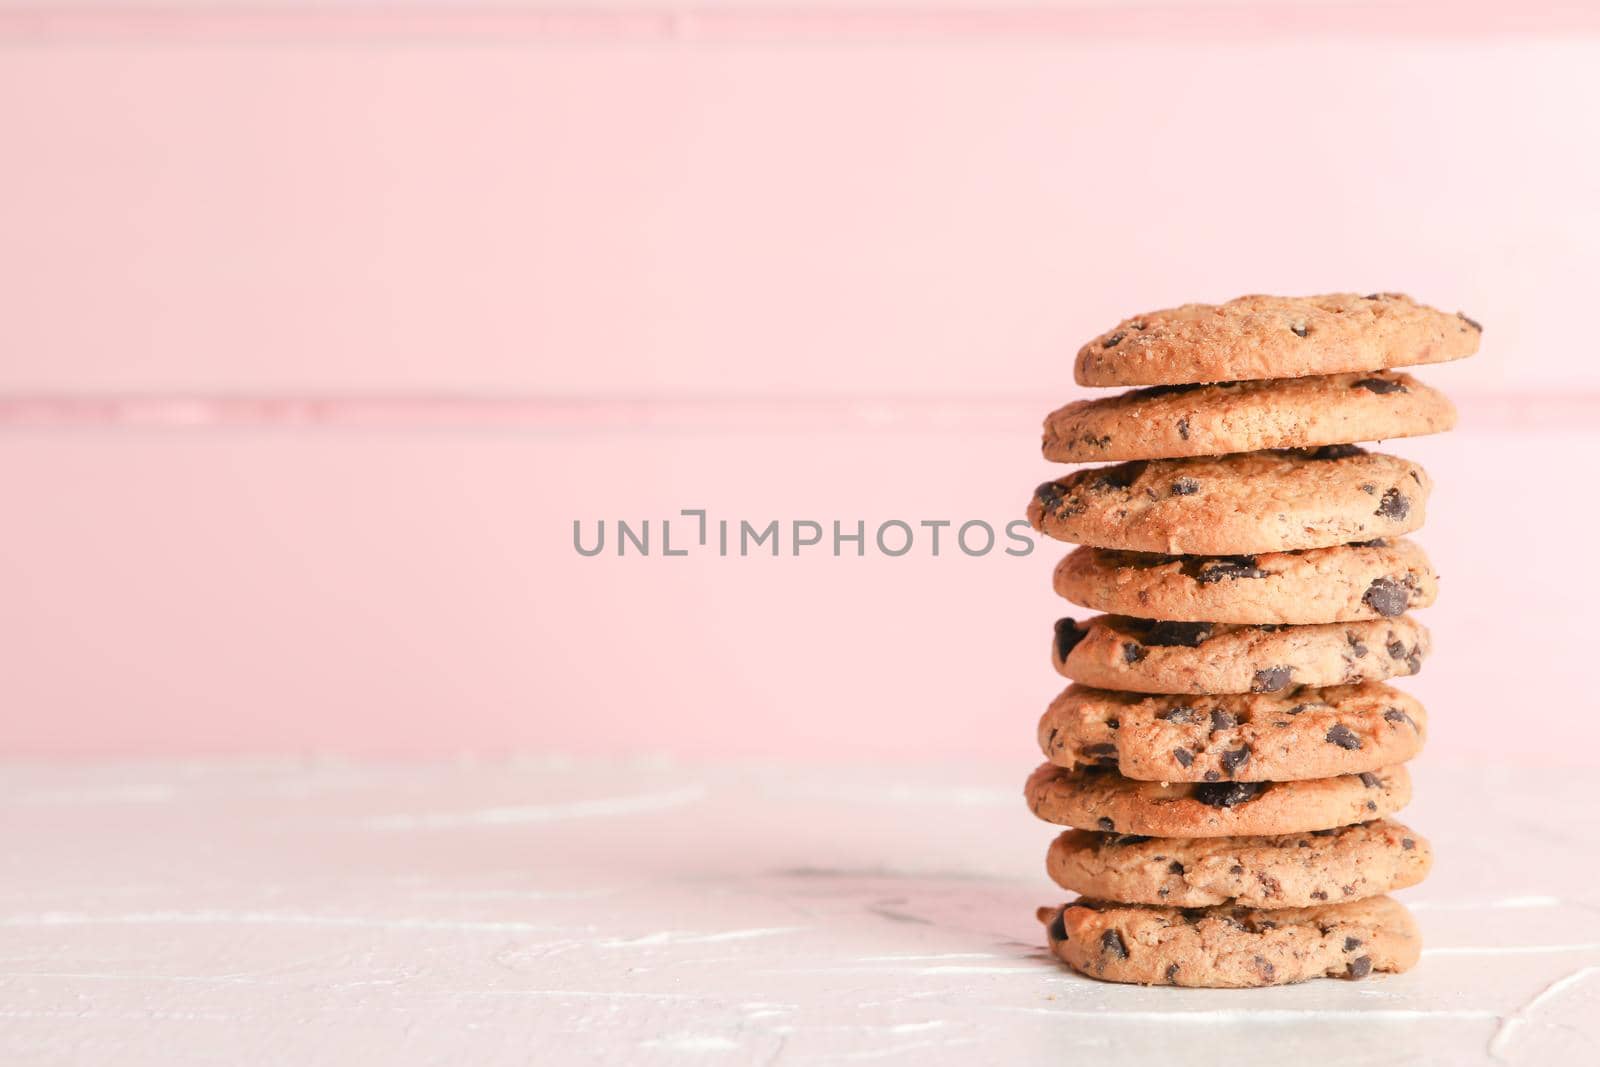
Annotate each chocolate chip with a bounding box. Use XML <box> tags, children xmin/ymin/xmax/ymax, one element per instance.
<box><xmin>1083</xmin><ymin>743</ymin><xmax>1118</xmax><ymax>763</ymax></box>
<box><xmin>1458</xmin><ymin>312</ymin><xmax>1482</xmax><ymax>332</ymax></box>
<box><xmin>1135</xmin><ymin>620</ymin><xmax>1214</xmax><ymax>647</ymax></box>
<box><xmin>1405</xmin><ymin>652</ymin><xmax>1423</xmax><ymax>675</ymax></box>
<box><xmin>1347</xmin><ymin>956</ymin><xmax>1373</xmax><ymax>979</ymax></box>
<box><xmin>1384</xmin><ymin>708</ymin><xmax>1416</xmax><ymax>729</ymax></box>
<box><xmin>1110</xmin><ymin>834</ymin><xmax>1151</xmax><ymax>845</ymax></box>
<box><xmin>1048</xmin><ymin>909</ymin><xmax>1068</xmax><ymax>942</ymax></box>
<box><xmin>1305</xmin><ymin>444</ymin><xmax>1366</xmax><ymax>460</ymax></box>
<box><xmin>1387</xmin><ymin>638</ymin><xmax>1407</xmax><ymax>660</ymax></box>
<box><xmin>1176</xmin><ymin>418</ymin><xmax>1190</xmax><ymax>441</ymax></box>
<box><xmin>1363</xmin><ymin>578</ymin><xmax>1409</xmax><ymax>617</ymax></box>
<box><xmin>1103</xmin><ymin>331</ymin><xmax>1126</xmax><ymax>349</ymax></box>
<box><xmin>1170</xmin><ymin>478</ymin><xmax>1200</xmax><ymax>496</ymax></box>
<box><xmin>1101</xmin><ymin>929</ymin><xmax>1128</xmax><ymax>959</ymax></box>
<box><xmin>1360</xmin><ymin>482</ymin><xmax>1377</xmax><ymax>494</ymax></box>
<box><xmin>1351</xmin><ymin>538</ymin><xmax>1388</xmax><ymax>548</ymax></box>
<box><xmin>1054</xmin><ymin>618</ymin><xmax>1087</xmax><ymax>661</ymax></box>
<box><xmin>1194</xmin><ymin>781</ymin><xmax>1264</xmax><ymax>808</ymax></box>
<box><xmin>1402</xmin><ymin>838</ymin><xmax>1416</xmax><ymax>850</ymax></box>
<box><xmin>1359</xmin><ymin>772</ymin><xmax>1381</xmax><ymax>788</ymax></box>
<box><xmin>1255</xmin><ymin>956</ymin><xmax>1276</xmax><ymax>981</ymax></box>
<box><xmin>1310</xmin><ymin>890</ymin><xmax>1328</xmax><ymax>900</ymax></box>
<box><xmin>1080</xmin><ymin>432</ymin><xmax>1112</xmax><ymax>449</ymax></box>
<box><xmin>1172</xmin><ymin>747</ymin><xmax>1194</xmax><ymax>768</ymax></box>
<box><xmin>1168</xmin><ymin>861</ymin><xmax>1185</xmax><ymax>875</ymax></box>
<box><xmin>1252</xmin><ymin>666</ymin><xmax>1293</xmax><ymax>692</ymax></box>
<box><xmin>1203</xmin><ymin>771</ymin><xmax>1221</xmax><ymax>782</ymax></box>
<box><xmin>1344</xmin><ymin>937</ymin><xmax>1364</xmax><ymax>951</ymax></box>
<box><xmin>1165</xmin><ymin>962</ymin><xmax>1180</xmax><ymax>982</ymax></box>
<box><xmin>1191</xmin><ymin>556</ymin><xmax>1265</xmax><ymax>584</ymax></box>
<box><xmin>1376</xmin><ymin>488</ymin><xmax>1410</xmax><ymax>520</ymax></box>
<box><xmin>1035</xmin><ymin>481</ymin><xmax>1066</xmax><ymax>512</ymax></box>
<box><xmin>1326</xmin><ymin>724</ymin><xmax>1363</xmax><ymax>750</ymax></box>
<box><xmin>1365</xmin><ymin>800</ymin><xmax>1377</xmax><ymax>811</ymax></box>
<box><xmin>1158</xmin><ymin>706</ymin><xmax>1198</xmax><ymax>724</ymax></box>
<box><xmin>1220</xmin><ymin>747</ymin><xmax>1251</xmax><ymax>774</ymax></box>
<box><xmin>1097</xmin><ymin>817</ymin><xmax>1115</xmax><ymax>832</ymax></box>
<box><xmin>1347</xmin><ymin>632</ymin><xmax>1369</xmax><ymax>658</ymax></box>
<box><xmin>1290</xmin><ymin>322</ymin><xmax>1308</xmax><ymax>338</ymax></box>
<box><xmin>1209</xmin><ymin>709</ymin><xmax>1237</xmax><ymax>733</ymax></box>
<box><xmin>1353</xmin><ymin>377</ymin><xmax>1407</xmax><ymax>394</ymax></box>
<box><xmin>1122</xmin><ymin>642</ymin><xmax>1146</xmax><ymax>664</ymax></box>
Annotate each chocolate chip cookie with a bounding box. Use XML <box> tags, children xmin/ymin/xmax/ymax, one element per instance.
<box><xmin>1053</xmin><ymin>538</ymin><xmax>1437</xmax><ymax>625</ymax></box>
<box><xmin>1043</xmin><ymin>371</ymin><xmax>1455</xmax><ymax>463</ymax></box>
<box><xmin>1030</xmin><ymin>447</ymin><xmax>1431</xmax><ymax>554</ymax></box>
<box><xmin>1024</xmin><ymin>762</ymin><xmax>1410</xmax><ymax>837</ymax></box>
<box><xmin>1074</xmin><ymin>292</ymin><xmax>1480</xmax><ymax>388</ymax></box>
<box><xmin>1038</xmin><ymin>682</ymin><xmax>1426</xmax><ymax>782</ymax></box>
<box><xmin>1045</xmin><ymin>819</ymin><xmax>1432</xmax><ymax>908</ymax></box>
<box><xmin>1038</xmin><ymin>894</ymin><xmax>1421</xmax><ymax>986</ymax></box>
<box><xmin>1052</xmin><ymin>615</ymin><xmax>1429</xmax><ymax>695</ymax></box>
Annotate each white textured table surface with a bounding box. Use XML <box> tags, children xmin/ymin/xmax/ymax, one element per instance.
<box><xmin>1</xmin><ymin>760</ymin><xmax>1597</xmax><ymax>1066</ymax></box>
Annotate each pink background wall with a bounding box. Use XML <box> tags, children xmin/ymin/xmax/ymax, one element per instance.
<box><xmin>2</xmin><ymin>2</ymin><xmax>1596</xmax><ymax>764</ymax></box>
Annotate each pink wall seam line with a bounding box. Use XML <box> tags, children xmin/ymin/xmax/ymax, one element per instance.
<box><xmin>0</xmin><ymin>393</ymin><xmax>1588</xmax><ymax>432</ymax></box>
<box><xmin>0</xmin><ymin>4</ymin><xmax>1596</xmax><ymax>43</ymax></box>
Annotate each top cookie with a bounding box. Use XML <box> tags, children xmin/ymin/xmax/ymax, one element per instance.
<box><xmin>1075</xmin><ymin>293</ymin><xmax>1480</xmax><ymax>388</ymax></box>
<box><xmin>1042</xmin><ymin>371</ymin><xmax>1456</xmax><ymax>463</ymax></box>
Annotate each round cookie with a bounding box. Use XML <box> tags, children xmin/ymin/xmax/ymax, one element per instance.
<box><xmin>1042</xmin><ymin>371</ymin><xmax>1456</xmax><ymax>463</ymax></box>
<box><xmin>1029</xmin><ymin>446</ymin><xmax>1431</xmax><ymax>554</ymax></box>
<box><xmin>1074</xmin><ymin>291</ymin><xmax>1480</xmax><ymax>388</ymax></box>
<box><xmin>1038</xmin><ymin>682</ymin><xmax>1427</xmax><ymax>782</ymax></box>
<box><xmin>1052</xmin><ymin>615</ymin><xmax>1429</xmax><ymax>695</ymax></box>
<box><xmin>1024</xmin><ymin>762</ymin><xmax>1411</xmax><ymax>837</ymax></box>
<box><xmin>1053</xmin><ymin>538</ymin><xmax>1437</xmax><ymax>625</ymax></box>
<box><xmin>1038</xmin><ymin>894</ymin><xmax>1421</xmax><ymax>987</ymax></box>
<box><xmin>1045</xmin><ymin>819</ymin><xmax>1432</xmax><ymax>908</ymax></box>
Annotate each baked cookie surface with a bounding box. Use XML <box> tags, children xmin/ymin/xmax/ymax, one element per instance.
<box><xmin>1045</xmin><ymin>819</ymin><xmax>1431</xmax><ymax>908</ymax></box>
<box><xmin>1038</xmin><ymin>894</ymin><xmax>1421</xmax><ymax>987</ymax></box>
<box><xmin>1038</xmin><ymin>682</ymin><xmax>1426</xmax><ymax>782</ymax></box>
<box><xmin>1052</xmin><ymin>614</ymin><xmax>1429</xmax><ymax>695</ymax></box>
<box><xmin>1074</xmin><ymin>292</ymin><xmax>1480</xmax><ymax>388</ymax></box>
<box><xmin>1029</xmin><ymin>447</ymin><xmax>1431</xmax><ymax>554</ymax></box>
<box><xmin>1024</xmin><ymin>762</ymin><xmax>1410</xmax><ymax>837</ymax></box>
<box><xmin>1053</xmin><ymin>538</ymin><xmax>1437</xmax><ymax>625</ymax></box>
<box><xmin>1043</xmin><ymin>371</ymin><xmax>1455</xmax><ymax>463</ymax></box>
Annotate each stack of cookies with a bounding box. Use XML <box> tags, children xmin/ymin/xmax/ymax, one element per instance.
<box><xmin>1023</xmin><ymin>293</ymin><xmax>1480</xmax><ymax>988</ymax></box>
